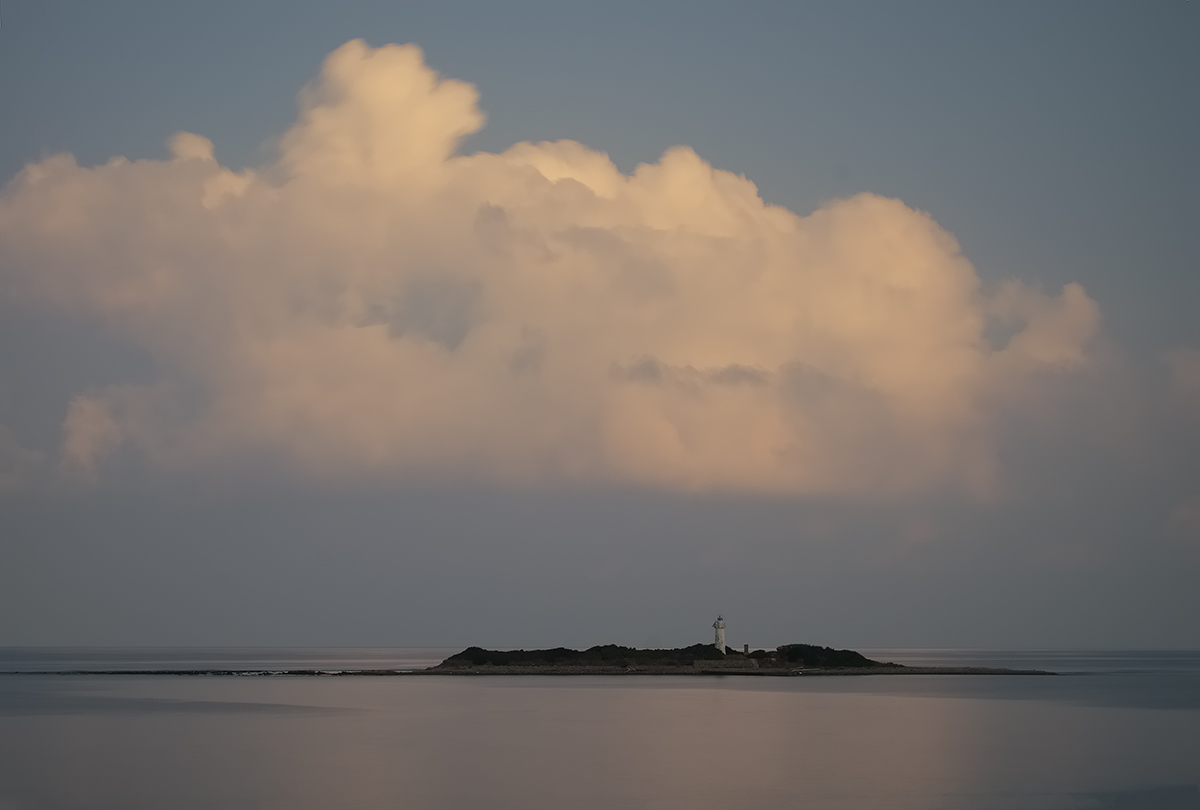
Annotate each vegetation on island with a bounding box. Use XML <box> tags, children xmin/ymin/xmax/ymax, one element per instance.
<box><xmin>437</xmin><ymin>643</ymin><xmax>892</xmax><ymax>669</ymax></box>
<box><xmin>441</xmin><ymin>643</ymin><xmax>728</xmax><ymax>668</ymax></box>
<box><xmin>765</xmin><ymin>644</ymin><xmax>889</xmax><ymax>668</ymax></box>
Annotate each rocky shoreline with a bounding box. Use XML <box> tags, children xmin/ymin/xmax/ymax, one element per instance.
<box><xmin>420</xmin><ymin>643</ymin><xmax>1054</xmax><ymax>675</ymax></box>
<box><xmin>3</xmin><ymin>664</ymin><xmax>1053</xmax><ymax>677</ymax></box>
<box><xmin>415</xmin><ymin>664</ymin><xmax>1053</xmax><ymax>676</ymax></box>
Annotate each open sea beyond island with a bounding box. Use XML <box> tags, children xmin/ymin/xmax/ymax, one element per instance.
<box><xmin>1</xmin><ymin>648</ymin><xmax>1198</xmax><ymax>810</ymax></box>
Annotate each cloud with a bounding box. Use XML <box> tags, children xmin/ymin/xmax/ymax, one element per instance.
<box><xmin>0</xmin><ymin>40</ymin><xmax>1102</xmax><ymax>496</ymax></box>
<box><xmin>59</xmin><ymin>393</ymin><xmax>126</xmax><ymax>480</ymax></box>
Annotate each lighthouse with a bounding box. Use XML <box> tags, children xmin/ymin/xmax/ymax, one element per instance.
<box><xmin>713</xmin><ymin>615</ymin><xmax>726</xmax><ymax>653</ymax></box>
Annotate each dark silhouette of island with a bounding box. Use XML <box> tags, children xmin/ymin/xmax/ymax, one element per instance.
<box><xmin>432</xmin><ymin>642</ymin><xmax>892</xmax><ymax>673</ymax></box>
<box><xmin>428</xmin><ymin>644</ymin><xmax>1050</xmax><ymax>675</ymax></box>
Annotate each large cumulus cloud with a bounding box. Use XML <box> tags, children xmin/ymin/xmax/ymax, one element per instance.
<box><xmin>0</xmin><ymin>40</ymin><xmax>1101</xmax><ymax>495</ymax></box>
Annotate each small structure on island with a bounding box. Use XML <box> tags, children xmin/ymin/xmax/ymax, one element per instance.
<box><xmin>713</xmin><ymin>615</ymin><xmax>726</xmax><ymax>653</ymax></box>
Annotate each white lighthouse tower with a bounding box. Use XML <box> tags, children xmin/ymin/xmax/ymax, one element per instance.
<box><xmin>713</xmin><ymin>615</ymin><xmax>726</xmax><ymax>654</ymax></box>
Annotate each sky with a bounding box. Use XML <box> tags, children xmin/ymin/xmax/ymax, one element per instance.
<box><xmin>0</xmin><ymin>1</ymin><xmax>1197</xmax><ymax>650</ymax></box>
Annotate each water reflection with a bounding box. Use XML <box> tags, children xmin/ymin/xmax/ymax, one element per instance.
<box><xmin>0</xmin><ymin>657</ymin><xmax>1197</xmax><ymax>810</ymax></box>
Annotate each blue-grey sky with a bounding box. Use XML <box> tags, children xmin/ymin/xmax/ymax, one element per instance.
<box><xmin>0</xmin><ymin>1</ymin><xmax>1197</xmax><ymax>648</ymax></box>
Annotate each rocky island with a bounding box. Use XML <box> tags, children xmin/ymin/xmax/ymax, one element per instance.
<box><xmin>426</xmin><ymin>643</ymin><xmax>1049</xmax><ymax>676</ymax></box>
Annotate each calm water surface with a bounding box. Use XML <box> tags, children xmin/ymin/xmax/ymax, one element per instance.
<box><xmin>1</xmin><ymin>649</ymin><xmax>1197</xmax><ymax>810</ymax></box>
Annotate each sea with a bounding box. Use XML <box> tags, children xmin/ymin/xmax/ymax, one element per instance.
<box><xmin>0</xmin><ymin>648</ymin><xmax>1197</xmax><ymax>810</ymax></box>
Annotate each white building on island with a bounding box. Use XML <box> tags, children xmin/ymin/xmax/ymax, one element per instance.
<box><xmin>693</xmin><ymin>615</ymin><xmax>758</xmax><ymax>671</ymax></box>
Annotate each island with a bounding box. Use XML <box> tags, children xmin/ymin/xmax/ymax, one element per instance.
<box><xmin>423</xmin><ymin>643</ymin><xmax>1050</xmax><ymax>676</ymax></box>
